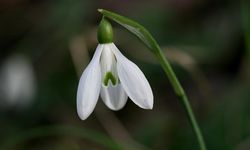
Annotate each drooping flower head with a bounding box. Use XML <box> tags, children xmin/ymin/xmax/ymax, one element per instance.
<box><xmin>77</xmin><ymin>18</ymin><xmax>153</xmax><ymax>120</ymax></box>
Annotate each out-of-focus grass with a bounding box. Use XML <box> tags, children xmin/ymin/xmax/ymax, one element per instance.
<box><xmin>0</xmin><ymin>125</ymin><xmax>123</xmax><ymax>150</ymax></box>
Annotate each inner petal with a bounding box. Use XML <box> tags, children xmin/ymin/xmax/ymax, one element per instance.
<box><xmin>100</xmin><ymin>81</ymin><xmax>128</xmax><ymax>110</ymax></box>
<box><xmin>100</xmin><ymin>44</ymin><xmax>118</xmax><ymax>86</ymax></box>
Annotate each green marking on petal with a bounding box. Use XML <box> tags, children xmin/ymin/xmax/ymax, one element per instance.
<box><xmin>104</xmin><ymin>72</ymin><xmax>117</xmax><ymax>86</ymax></box>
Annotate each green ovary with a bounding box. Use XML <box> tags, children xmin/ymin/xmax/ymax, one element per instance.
<box><xmin>103</xmin><ymin>72</ymin><xmax>117</xmax><ymax>86</ymax></box>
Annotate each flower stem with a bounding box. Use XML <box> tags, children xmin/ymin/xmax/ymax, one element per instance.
<box><xmin>156</xmin><ymin>48</ymin><xmax>207</xmax><ymax>150</ymax></box>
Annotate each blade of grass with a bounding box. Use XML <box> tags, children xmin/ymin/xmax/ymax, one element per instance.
<box><xmin>0</xmin><ymin>125</ymin><xmax>124</xmax><ymax>150</ymax></box>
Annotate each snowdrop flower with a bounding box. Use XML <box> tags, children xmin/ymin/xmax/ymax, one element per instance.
<box><xmin>77</xmin><ymin>18</ymin><xmax>153</xmax><ymax>120</ymax></box>
<box><xmin>0</xmin><ymin>54</ymin><xmax>36</xmax><ymax>109</ymax></box>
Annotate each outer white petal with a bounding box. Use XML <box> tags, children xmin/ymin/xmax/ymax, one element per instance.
<box><xmin>110</xmin><ymin>43</ymin><xmax>153</xmax><ymax>109</ymax></box>
<box><xmin>100</xmin><ymin>82</ymin><xmax>128</xmax><ymax>110</ymax></box>
<box><xmin>77</xmin><ymin>44</ymin><xmax>103</xmax><ymax>120</ymax></box>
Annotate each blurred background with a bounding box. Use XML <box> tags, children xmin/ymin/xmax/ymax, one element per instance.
<box><xmin>0</xmin><ymin>0</ymin><xmax>250</xmax><ymax>149</ymax></box>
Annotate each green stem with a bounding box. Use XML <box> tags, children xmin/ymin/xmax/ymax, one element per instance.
<box><xmin>241</xmin><ymin>0</ymin><xmax>250</xmax><ymax>81</ymax></box>
<box><xmin>242</xmin><ymin>0</ymin><xmax>250</xmax><ymax>59</ymax></box>
<box><xmin>156</xmin><ymin>48</ymin><xmax>207</xmax><ymax>150</ymax></box>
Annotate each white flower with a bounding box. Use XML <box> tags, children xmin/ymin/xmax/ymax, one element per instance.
<box><xmin>77</xmin><ymin>43</ymin><xmax>153</xmax><ymax>120</ymax></box>
<box><xmin>0</xmin><ymin>54</ymin><xmax>36</xmax><ymax>109</ymax></box>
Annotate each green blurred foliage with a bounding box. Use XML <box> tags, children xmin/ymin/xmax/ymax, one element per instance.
<box><xmin>0</xmin><ymin>0</ymin><xmax>250</xmax><ymax>150</ymax></box>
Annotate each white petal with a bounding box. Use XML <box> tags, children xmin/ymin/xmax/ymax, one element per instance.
<box><xmin>77</xmin><ymin>44</ymin><xmax>103</xmax><ymax>120</ymax></box>
<box><xmin>110</xmin><ymin>43</ymin><xmax>154</xmax><ymax>109</ymax></box>
<box><xmin>100</xmin><ymin>82</ymin><xmax>128</xmax><ymax>110</ymax></box>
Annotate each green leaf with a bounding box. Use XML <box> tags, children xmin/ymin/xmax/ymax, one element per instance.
<box><xmin>98</xmin><ymin>9</ymin><xmax>161</xmax><ymax>54</ymax></box>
